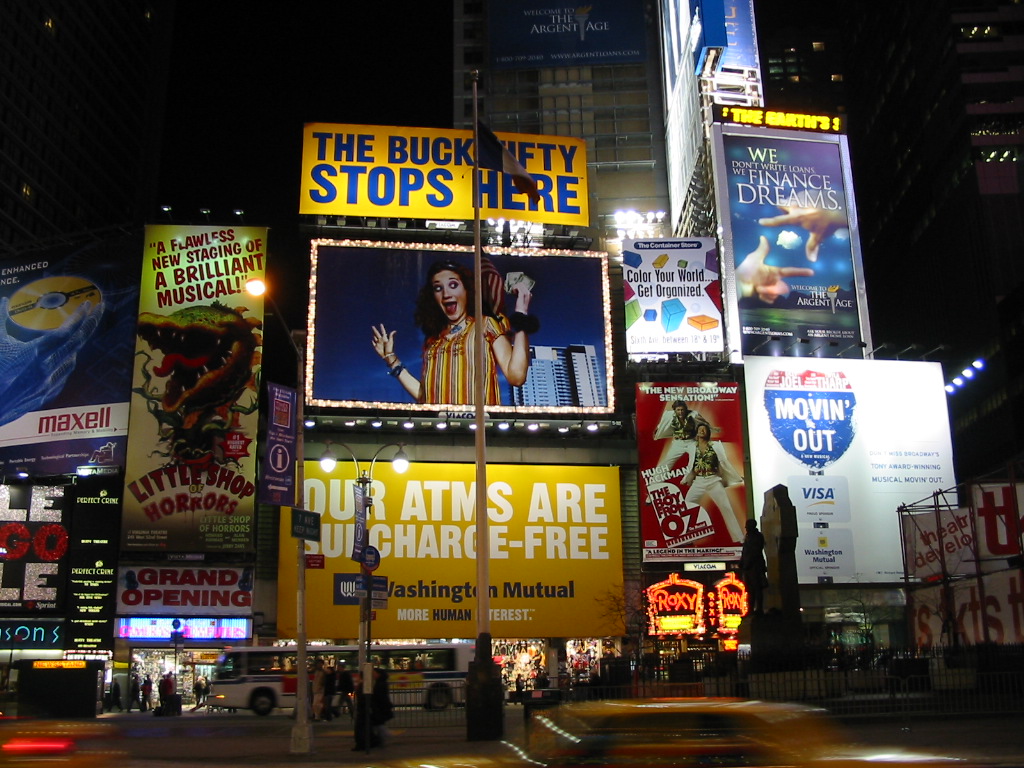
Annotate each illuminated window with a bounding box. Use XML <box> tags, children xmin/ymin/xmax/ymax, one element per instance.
<box><xmin>831</xmin><ymin>74</ymin><xmax>844</xmax><ymax>82</ymax></box>
<box><xmin>789</xmin><ymin>75</ymin><xmax>801</xmax><ymax>83</ymax></box>
<box><xmin>812</xmin><ymin>41</ymin><xmax>825</xmax><ymax>51</ymax></box>
<box><xmin>20</xmin><ymin>182</ymin><xmax>33</xmax><ymax>201</ymax></box>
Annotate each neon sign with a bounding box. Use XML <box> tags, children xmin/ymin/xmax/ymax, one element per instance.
<box><xmin>645</xmin><ymin>572</ymin><xmax>749</xmax><ymax>636</ymax></box>
<box><xmin>714</xmin><ymin>105</ymin><xmax>845</xmax><ymax>134</ymax></box>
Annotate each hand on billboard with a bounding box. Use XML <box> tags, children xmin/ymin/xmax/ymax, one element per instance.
<box><xmin>758</xmin><ymin>206</ymin><xmax>847</xmax><ymax>262</ymax></box>
<box><xmin>736</xmin><ymin>236</ymin><xmax>814</xmax><ymax>303</ymax></box>
<box><xmin>510</xmin><ymin>281</ymin><xmax>532</xmax><ymax>315</ymax></box>
<box><xmin>0</xmin><ymin>296</ymin><xmax>102</xmax><ymax>426</ymax></box>
<box><xmin>371</xmin><ymin>323</ymin><xmax>397</xmax><ymax>363</ymax></box>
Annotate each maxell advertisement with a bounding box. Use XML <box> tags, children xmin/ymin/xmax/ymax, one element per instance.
<box><xmin>300</xmin><ymin>123</ymin><xmax>589</xmax><ymax>227</ymax></box>
<box><xmin>0</xmin><ymin>235</ymin><xmax>141</xmax><ymax>476</ymax></box>
<box><xmin>488</xmin><ymin>1</ymin><xmax>646</xmax><ymax>70</ymax></box>
<box><xmin>745</xmin><ymin>357</ymin><xmax>956</xmax><ymax>584</ymax></box>
<box><xmin>622</xmin><ymin>239</ymin><xmax>724</xmax><ymax>356</ymax></box>
<box><xmin>276</xmin><ymin>462</ymin><xmax>623</xmax><ymax>639</ymax></box>
<box><xmin>308</xmin><ymin>241</ymin><xmax>613</xmax><ymax>414</ymax></box>
<box><xmin>712</xmin><ymin>125</ymin><xmax>871</xmax><ymax>359</ymax></box>
<box><xmin>121</xmin><ymin>225</ymin><xmax>266</xmax><ymax>553</ymax></box>
<box><xmin>636</xmin><ymin>382</ymin><xmax>749</xmax><ymax>562</ymax></box>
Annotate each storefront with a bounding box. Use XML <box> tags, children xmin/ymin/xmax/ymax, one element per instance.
<box><xmin>114</xmin><ymin>562</ymin><xmax>254</xmax><ymax>708</ymax></box>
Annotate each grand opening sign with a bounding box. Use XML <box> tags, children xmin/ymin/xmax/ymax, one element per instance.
<box><xmin>299</xmin><ymin>123</ymin><xmax>589</xmax><ymax>227</ymax></box>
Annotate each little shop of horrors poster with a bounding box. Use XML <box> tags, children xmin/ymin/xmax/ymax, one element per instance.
<box><xmin>121</xmin><ymin>225</ymin><xmax>267</xmax><ymax>553</ymax></box>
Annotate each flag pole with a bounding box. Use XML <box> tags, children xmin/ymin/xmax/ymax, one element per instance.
<box><xmin>471</xmin><ymin>72</ymin><xmax>490</xmax><ymax>644</ymax></box>
<box><xmin>466</xmin><ymin>68</ymin><xmax>502</xmax><ymax>741</ymax></box>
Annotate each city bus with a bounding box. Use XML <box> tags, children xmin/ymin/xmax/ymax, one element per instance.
<box><xmin>209</xmin><ymin>643</ymin><xmax>474</xmax><ymax>715</ymax></box>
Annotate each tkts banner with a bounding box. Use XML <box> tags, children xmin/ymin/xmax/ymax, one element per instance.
<box><xmin>636</xmin><ymin>382</ymin><xmax>749</xmax><ymax>563</ymax></box>
<box><xmin>121</xmin><ymin>226</ymin><xmax>266</xmax><ymax>553</ymax></box>
<box><xmin>971</xmin><ymin>482</ymin><xmax>1024</xmax><ymax>573</ymax></box>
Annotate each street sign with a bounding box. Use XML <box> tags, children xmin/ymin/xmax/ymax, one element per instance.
<box><xmin>356</xmin><ymin>574</ymin><xmax>387</xmax><ymax>599</ymax></box>
<box><xmin>290</xmin><ymin>508</ymin><xmax>321</xmax><ymax>541</ymax></box>
<box><xmin>350</xmin><ymin>484</ymin><xmax>370</xmax><ymax>563</ymax></box>
<box><xmin>305</xmin><ymin>554</ymin><xmax>325</xmax><ymax>569</ymax></box>
<box><xmin>363</xmin><ymin>545</ymin><xmax>381</xmax><ymax>571</ymax></box>
<box><xmin>260</xmin><ymin>383</ymin><xmax>297</xmax><ymax>506</ymax></box>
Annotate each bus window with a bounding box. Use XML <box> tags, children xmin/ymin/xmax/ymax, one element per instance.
<box><xmin>214</xmin><ymin>653</ymin><xmax>238</xmax><ymax>680</ymax></box>
<box><xmin>249</xmin><ymin>653</ymin><xmax>284</xmax><ymax>674</ymax></box>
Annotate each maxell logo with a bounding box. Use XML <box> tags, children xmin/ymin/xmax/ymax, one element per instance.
<box><xmin>38</xmin><ymin>407</ymin><xmax>110</xmax><ymax>434</ymax></box>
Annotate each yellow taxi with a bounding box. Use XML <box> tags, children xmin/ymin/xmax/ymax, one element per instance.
<box><xmin>524</xmin><ymin>698</ymin><xmax>973</xmax><ymax>768</ymax></box>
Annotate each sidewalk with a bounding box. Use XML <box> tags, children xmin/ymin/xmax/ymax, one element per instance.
<box><xmin>102</xmin><ymin>706</ymin><xmax>527</xmax><ymax>768</ymax></box>
<box><xmin>98</xmin><ymin>705</ymin><xmax>1024</xmax><ymax>768</ymax></box>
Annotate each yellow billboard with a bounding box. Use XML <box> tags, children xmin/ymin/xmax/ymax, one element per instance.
<box><xmin>299</xmin><ymin>123</ymin><xmax>589</xmax><ymax>227</ymax></box>
<box><xmin>122</xmin><ymin>225</ymin><xmax>266</xmax><ymax>553</ymax></box>
<box><xmin>277</xmin><ymin>462</ymin><xmax>623</xmax><ymax>639</ymax></box>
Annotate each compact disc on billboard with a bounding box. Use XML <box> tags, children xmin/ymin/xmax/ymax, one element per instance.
<box><xmin>8</xmin><ymin>276</ymin><xmax>101</xmax><ymax>331</ymax></box>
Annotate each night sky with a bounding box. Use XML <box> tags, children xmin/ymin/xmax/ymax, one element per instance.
<box><xmin>156</xmin><ymin>2</ymin><xmax>454</xmax><ymax>229</ymax></box>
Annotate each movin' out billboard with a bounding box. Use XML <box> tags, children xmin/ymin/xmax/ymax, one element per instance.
<box><xmin>121</xmin><ymin>226</ymin><xmax>267</xmax><ymax>553</ymax></box>
<box><xmin>276</xmin><ymin>461</ymin><xmax>624</xmax><ymax>639</ymax></box>
<box><xmin>744</xmin><ymin>356</ymin><xmax>955</xmax><ymax>584</ymax></box>
<box><xmin>710</xmin><ymin>124</ymin><xmax>872</xmax><ymax>359</ymax></box>
<box><xmin>300</xmin><ymin>123</ymin><xmax>588</xmax><ymax>227</ymax></box>
<box><xmin>307</xmin><ymin>241</ymin><xmax>613</xmax><ymax>414</ymax></box>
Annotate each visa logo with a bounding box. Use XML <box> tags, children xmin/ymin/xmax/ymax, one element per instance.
<box><xmin>802</xmin><ymin>487</ymin><xmax>836</xmax><ymax>501</ymax></box>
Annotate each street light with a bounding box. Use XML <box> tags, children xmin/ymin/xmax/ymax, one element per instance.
<box><xmin>318</xmin><ymin>441</ymin><xmax>409</xmax><ymax>753</ymax></box>
<box><xmin>245</xmin><ymin>277</ymin><xmax>313</xmax><ymax>755</ymax></box>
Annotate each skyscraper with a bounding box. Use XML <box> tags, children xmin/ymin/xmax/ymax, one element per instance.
<box><xmin>0</xmin><ymin>2</ymin><xmax>172</xmax><ymax>253</ymax></box>
<box><xmin>840</xmin><ymin>1</ymin><xmax>1024</xmax><ymax>477</ymax></box>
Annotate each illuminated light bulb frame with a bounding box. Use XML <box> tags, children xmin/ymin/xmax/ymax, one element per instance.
<box><xmin>305</xmin><ymin>240</ymin><xmax>615</xmax><ymax>416</ymax></box>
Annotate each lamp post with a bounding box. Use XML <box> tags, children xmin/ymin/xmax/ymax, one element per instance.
<box><xmin>319</xmin><ymin>441</ymin><xmax>409</xmax><ymax>753</ymax></box>
<box><xmin>245</xmin><ymin>278</ymin><xmax>312</xmax><ymax>755</ymax></box>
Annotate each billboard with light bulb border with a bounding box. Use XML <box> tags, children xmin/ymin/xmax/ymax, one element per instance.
<box><xmin>305</xmin><ymin>240</ymin><xmax>614</xmax><ymax>415</ymax></box>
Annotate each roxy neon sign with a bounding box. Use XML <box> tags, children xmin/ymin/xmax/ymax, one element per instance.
<box><xmin>645</xmin><ymin>572</ymin><xmax>748</xmax><ymax>636</ymax></box>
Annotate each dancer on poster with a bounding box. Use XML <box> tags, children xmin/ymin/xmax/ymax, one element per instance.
<box><xmin>636</xmin><ymin>383</ymin><xmax>749</xmax><ymax>562</ymax></box>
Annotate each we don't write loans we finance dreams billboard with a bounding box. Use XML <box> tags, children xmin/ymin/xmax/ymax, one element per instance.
<box><xmin>299</xmin><ymin>123</ymin><xmax>589</xmax><ymax>227</ymax></box>
<box><xmin>276</xmin><ymin>462</ymin><xmax>624</xmax><ymax>639</ymax></box>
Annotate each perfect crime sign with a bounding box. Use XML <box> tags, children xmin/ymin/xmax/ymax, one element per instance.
<box><xmin>300</xmin><ymin>123</ymin><xmax>589</xmax><ymax>227</ymax></box>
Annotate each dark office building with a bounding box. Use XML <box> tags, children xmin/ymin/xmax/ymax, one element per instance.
<box><xmin>835</xmin><ymin>1</ymin><xmax>1024</xmax><ymax>479</ymax></box>
<box><xmin>0</xmin><ymin>2</ymin><xmax>173</xmax><ymax>253</ymax></box>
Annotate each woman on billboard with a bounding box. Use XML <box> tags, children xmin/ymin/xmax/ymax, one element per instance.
<box><xmin>371</xmin><ymin>259</ymin><xmax>537</xmax><ymax>405</ymax></box>
<box><xmin>683</xmin><ymin>423</ymin><xmax>746</xmax><ymax>542</ymax></box>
